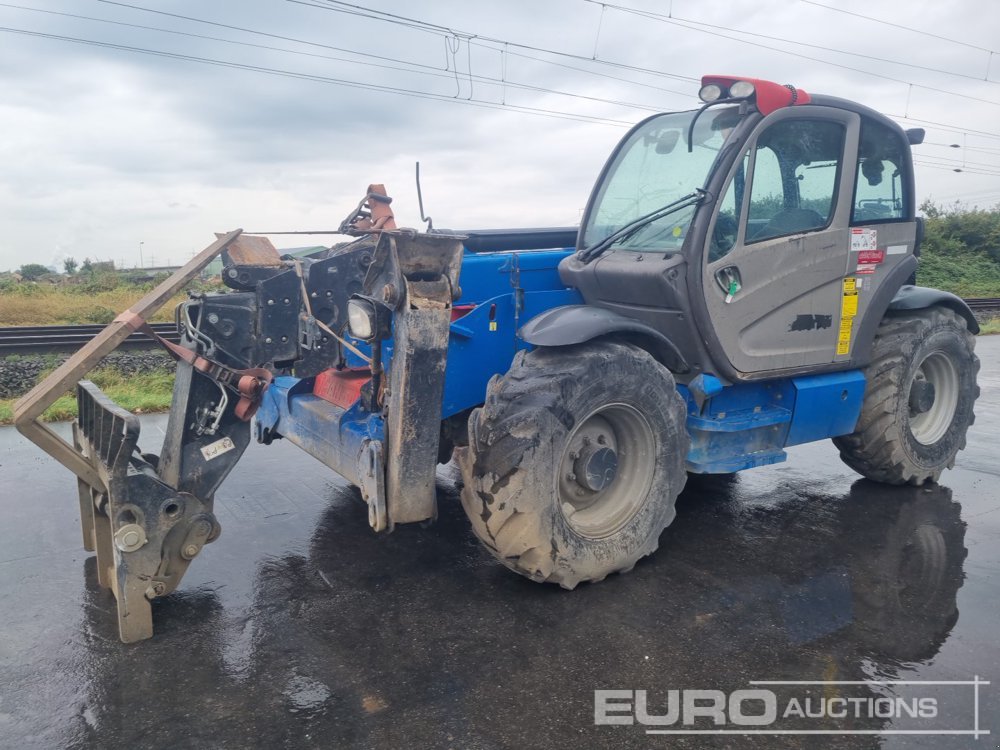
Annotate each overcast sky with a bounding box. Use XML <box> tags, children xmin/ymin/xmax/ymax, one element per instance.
<box><xmin>1</xmin><ymin>0</ymin><xmax>998</xmax><ymax>272</ymax></box>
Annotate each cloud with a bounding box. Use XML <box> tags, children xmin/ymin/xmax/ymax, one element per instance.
<box><xmin>0</xmin><ymin>0</ymin><xmax>998</xmax><ymax>271</ymax></box>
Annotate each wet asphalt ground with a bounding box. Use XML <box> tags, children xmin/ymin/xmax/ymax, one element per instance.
<box><xmin>1</xmin><ymin>338</ymin><xmax>998</xmax><ymax>750</ymax></box>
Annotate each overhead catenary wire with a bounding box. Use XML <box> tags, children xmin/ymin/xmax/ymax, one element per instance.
<box><xmin>288</xmin><ymin>0</ymin><xmax>700</xmax><ymax>84</ymax></box>
<box><xmin>582</xmin><ymin>0</ymin><xmax>1000</xmax><ymax>108</ymax></box>
<box><xmin>5</xmin><ymin>0</ymin><xmax>999</xmax><ymax>184</ymax></box>
<box><xmin>585</xmin><ymin>0</ymin><xmax>1000</xmax><ymax>86</ymax></box>
<box><xmin>0</xmin><ymin>26</ymin><xmax>637</xmax><ymax>127</ymax></box>
<box><xmin>78</xmin><ymin>0</ymin><xmax>1000</xmax><ymax>145</ymax></box>
<box><xmin>799</xmin><ymin>0</ymin><xmax>999</xmax><ymax>56</ymax></box>
<box><xmin>92</xmin><ymin>0</ymin><xmax>700</xmax><ymax>100</ymax></box>
<box><xmin>3</xmin><ymin>0</ymin><xmax>680</xmax><ymax>112</ymax></box>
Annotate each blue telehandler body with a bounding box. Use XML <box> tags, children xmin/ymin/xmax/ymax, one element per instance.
<box><xmin>15</xmin><ymin>76</ymin><xmax>980</xmax><ymax>641</ymax></box>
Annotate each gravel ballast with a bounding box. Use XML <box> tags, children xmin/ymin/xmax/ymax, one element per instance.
<box><xmin>0</xmin><ymin>351</ymin><xmax>175</xmax><ymax>399</ymax></box>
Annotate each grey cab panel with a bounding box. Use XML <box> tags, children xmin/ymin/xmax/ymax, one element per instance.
<box><xmin>701</xmin><ymin>105</ymin><xmax>918</xmax><ymax>376</ymax></box>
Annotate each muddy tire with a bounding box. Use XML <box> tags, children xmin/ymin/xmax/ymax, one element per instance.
<box><xmin>455</xmin><ymin>341</ymin><xmax>688</xmax><ymax>589</ymax></box>
<box><xmin>834</xmin><ymin>306</ymin><xmax>979</xmax><ymax>485</ymax></box>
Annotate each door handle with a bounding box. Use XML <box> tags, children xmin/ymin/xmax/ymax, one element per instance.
<box><xmin>715</xmin><ymin>266</ymin><xmax>742</xmax><ymax>303</ymax></box>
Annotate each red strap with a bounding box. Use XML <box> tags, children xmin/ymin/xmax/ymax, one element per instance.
<box><xmin>134</xmin><ymin>320</ymin><xmax>273</xmax><ymax>422</ymax></box>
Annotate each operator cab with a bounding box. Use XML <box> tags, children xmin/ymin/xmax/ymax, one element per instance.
<box><xmin>562</xmin><ymin>75</ymin><xmax>922</xmax><ymax>382</ymax></box>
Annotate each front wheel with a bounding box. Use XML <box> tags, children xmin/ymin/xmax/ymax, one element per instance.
<box><xmin>456</xmin><ymin>341</ymin><xmax>689</xmax><ymax>589</ymax></box>
<box><xmin>834</xmin><ymin>306</ymin><xmax>979</xmax><ymax>485</ymax></box>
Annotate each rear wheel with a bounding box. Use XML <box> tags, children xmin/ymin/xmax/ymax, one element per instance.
<box><xmin>834</xmin><ymin>306</ymin><xmax>979</xmax><ymax>485</ymax></box>
<box><xmin>456</xmin><ymin>341</ymin><xmax>688</xmax><ymax>588</ymax></box>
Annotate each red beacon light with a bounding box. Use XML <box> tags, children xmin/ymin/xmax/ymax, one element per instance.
<box><xmin>698</xmin><ymin>75</ymin><xmax>811</xmax><ymax>115</ymax></box>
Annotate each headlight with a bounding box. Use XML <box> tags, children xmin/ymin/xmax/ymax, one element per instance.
<box><xmin>347</xmin><ymin>295</ymin><xmax>392</xmax><ymax>341</ymax></box>
<box><xmin>729</xmin><ymin>80</ymin><xmax>755</xmax><ymax>99</ymax></box>
<box><xmin>347</xmin><ymin>298</ymin><xmax>376</xmax><ymax>340</ymax></box>
<box><xmin>698</xmin><ymin>83</ymin><xmax>724</xmax><ymax>102</ymax></box>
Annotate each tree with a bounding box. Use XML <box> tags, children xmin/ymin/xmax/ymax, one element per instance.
<box><xmin>63</xmin><ymin>257</ymin><xmax>78</xmax><ymax>275</ymax></box>
<box><xmin>17</xmin><ymin>263</ymin><xmax>51</xmax><ymax>281</ymax></box>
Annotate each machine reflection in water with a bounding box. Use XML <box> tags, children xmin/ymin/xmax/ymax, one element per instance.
<box><xmin>74</xmin><ymin>475</ymin><xmax>966</xmax><ymax>746</ymax></box>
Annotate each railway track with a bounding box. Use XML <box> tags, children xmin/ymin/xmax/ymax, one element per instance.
<box><xmin>965</xmin><ymin>297</ymin><xmax>1000</xmax><ymax>311</ymax></box>
<box><xmin>0</xmin><ymin>323</ymin><xmax>179</xmax><ymax>355</ymax></box>
<box><xmin>0</xmin><ymin>298</ymin><xmax>998</xmax><ymax>356</ymax></box>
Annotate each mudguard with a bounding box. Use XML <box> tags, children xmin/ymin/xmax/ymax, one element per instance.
<box><xmin>518</xmin><ymin>304</ymin><xmax>690</xmax><ymax>372</ymax></box>
<box><xmin>889</xmin><ymin>285</ymin><xmax>980</xmax><ymax>334</ymax></box>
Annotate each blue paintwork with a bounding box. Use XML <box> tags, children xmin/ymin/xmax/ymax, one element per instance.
<box><xmin>444</xmin><ymin>249</ymin><xmax>581</xmax><ymax>414</ymax></box>
<box><xmin>681</xmin><ymin>370</ymin><xmax>865</xmax><ymax>473</ymax></box>
<box><xmin>680</xmin><ymin>379</ymin><xmax>794</xmax><ymax>473</ymax></box>
<box><xmin>262</xmin><ymin>239</ymin><xmax>868</xmax><ymax>478</ymax></box>
<box><xmin>785</xmin><ymin>370</ymin><xmax>866</xmax><ymax>447</ymax></box>
<box><xmin>687</xmin><ymin>373</ymin><xmax>724</xmax><ymax>405</ymax></box>
<box><xmin>256</xmin><ymin>375</ymin><xmax>384</xmax><ymax>485</ymax></box>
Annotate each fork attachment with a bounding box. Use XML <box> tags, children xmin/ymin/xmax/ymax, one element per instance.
<box><xmin>74</xmin><ymin>382</ymin><xmax>227</xmax><ymax>642</ymax></box>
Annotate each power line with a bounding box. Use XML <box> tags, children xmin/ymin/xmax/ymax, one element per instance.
<box><xmin>584</xmin><ymin>0</ymin><xmax>1000</xmax><ymax>108</ymax></box>
<box><xmin>613</xmin><ymin>4</ymin><xmax>998</xmax><ymax>86</ymax></box>
<box><xmin>925</xmin><ymin>141</ymin><xmax>1000</xmax><ymax>156</ymax></box>
<box><xmin>914</xmin><ymin>161</ymin><xmax>1000</xmax><ymax>177</ymax></box>
<box><xmin>480</xmin><ymin>45</ymin><xmax>693</xmax><ymax>99</ymax></box>
<box><xmin>0</xmin><ymin>25</ymin><xmax>635</xmax><ymax>127</ymax></box>
<box><xmin>0</xmin><ymin>2</ymin><xmax>665</xmax><ymax>114</ymax></box>
<box><xmin>93</xmin><ymin>0</ymin><xmax>450</xmax><ymax>74</ymax></box>
<box><xmin>913</xmin><ymin>153</ymin><xmax>1000</xmax><ymax>172</ymax></box>
<box><xmin>288</xmin><ymin>0</ymin><xmax>701</xmax><ymax>84</ymax></box>
<box><xmin>888</xmin><ymin>113</ymin><xmax>1000</xmax><ymax>142</ymax></box>
<box><xmin>799</xmin><ymin>0</ymin><xmax>998</xmax><ymax>55</ymax></box>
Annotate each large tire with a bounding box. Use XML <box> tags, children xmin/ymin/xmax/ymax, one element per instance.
<box><xmin>455</xmin><ymin>341</ymin><xmax>689</xmax><ymax>589</ymax></box>
<box><xmin>834</xmin><ymin>306</ymin><xmax>979</xmax><ymax>485</ymax></box>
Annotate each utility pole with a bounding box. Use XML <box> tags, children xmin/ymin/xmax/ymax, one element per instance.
<box><xmin>139</xmin><ymin>241</ymin><xmax>144</xmax><ymax>268</ymax></box>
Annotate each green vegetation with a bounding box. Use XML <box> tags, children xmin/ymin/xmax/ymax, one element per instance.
<box><xmin>0</xmin><ymin>368</ymin><xmax>174</xmax><ymax>425</ymax></box>
<box><xmin>15</xmin><ymin>263</ymin><xmax>51</xmax><ymax>281</ymax></box>
<box><xmin>917</xmin><ymin>201</ymin><xmax>1000</xmax><ymax>297</ymax></box>
<box><xmin>0</xmin><ymin>268</ymin><xmax>220</xmax><ymax>324</ymax></box>
<box><xmin>980</xmin><ymin>317</ymin><xmax>1000</xmax><ymax>335</ymax></box>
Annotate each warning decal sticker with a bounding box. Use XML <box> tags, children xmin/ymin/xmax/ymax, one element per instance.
<box><xmin>857</xmin><ymin>249</ymin><xmax>885</xmax><ymax>264</ymax></box>
<box><xmin>850</xmin><ymin>228</ymin><xmax>877</xmax><ymax>252</ymax></box>
<box><xmin>838</xmin><ymin>277</ymin><xmax>859</xmax><ymax>356</ymax></box>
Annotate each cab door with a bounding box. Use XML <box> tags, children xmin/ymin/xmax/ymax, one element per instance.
<box><xmin>702</xmin><ymin>107</ymin><xmax>860</xmax><ymax>375</ymax></box>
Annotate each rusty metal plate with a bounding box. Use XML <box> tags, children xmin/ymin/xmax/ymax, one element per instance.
<box><xmin>222</xmin><ymin>234</ymin><xmax>282</xmax><ymax>267</ymax></box>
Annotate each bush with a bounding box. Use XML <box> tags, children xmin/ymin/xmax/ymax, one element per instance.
<box><xmin>76</xmin><ymin>272</ymin><xmax>121</xmax><ymax>294</ymax></box>
<box><xmin>65</xmin><ymin>306</ymin><xmax>117</xmax><ymax>324</ymax></box>
<box><xmin>16</xmin><ymin>263</ymin><xmax>51</xmax><ymax>281</ymax></box>
<box><xmin>917</xmin><ymin>201</ymin><xmax>1000</xmax><ymax>297</ymax></box>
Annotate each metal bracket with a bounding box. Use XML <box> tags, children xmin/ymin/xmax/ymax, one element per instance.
<box><xmin>357</xmin><ymin>439</ymin><xmax>387</xmax><ymax>532</ymax></box>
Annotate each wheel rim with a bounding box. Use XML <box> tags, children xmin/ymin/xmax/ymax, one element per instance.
<box><xmin>558</xmin><ymin>403</ymin><xmax>657</xmax><ymax>539</ymax></box>
<box><xmin>908</xmin><ymin>351</ymin><xmax>960</xmax><ymax>445</ymax></box>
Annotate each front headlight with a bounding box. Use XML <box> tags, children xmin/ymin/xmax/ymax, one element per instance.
<box><xmin>347</xmin><ymin>298</ymin><xmax>376</xmax><ymax>340</ymax></box>
<box><xmin>728</xmin><ymin>80</ymin><xmax>755</xmax><ymax>99</ymax></box>
<box><xmin>699</xmin><ymin>83</ymin><xmax>724</xmax><ymax>102</ymax></box>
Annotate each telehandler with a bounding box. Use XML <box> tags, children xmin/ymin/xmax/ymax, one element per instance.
<box><xmin>15</xmin><ymin>75</ymin><xmax>980</xmax><ymax>641</ymax></box>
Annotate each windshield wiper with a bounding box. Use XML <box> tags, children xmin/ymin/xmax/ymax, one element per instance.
<box><xmin>577</xmin><ymin>189</ymin><xmax>708</xmax><ymax>263</ymax></box>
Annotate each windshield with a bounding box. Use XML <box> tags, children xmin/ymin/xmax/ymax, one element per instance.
<box><xmin>582</xmin><ymin>105</ymin><xmax>743</xmax><ymax>253</ymax></box>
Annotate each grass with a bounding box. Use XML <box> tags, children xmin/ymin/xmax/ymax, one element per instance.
<box><xmin>980</xmin><ymin>317</ymin><xmax>1000</xmax><ymax>335</ymax></box>
<box><xmin>0</xmin><ymin>368</ymin><xmax>175</xmax><ymax>425</ymax></box>
<box><xmin>0</xmin><ymin>286</ymin><xmax>189</xmax><ymax>326</ymax></box>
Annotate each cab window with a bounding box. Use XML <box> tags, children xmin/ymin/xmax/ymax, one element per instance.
<box><xmin>745</xmin><ymin>119</ymin><xmax>845</xmax><ymax>243</ymax></box>
<box><xmin>709</xmin><ymin>149</ymin><xmax>749</xmax><ymax>262</ymax></box>
<box><xmin>852</xmin><ymin>119</ymin><xmax>907</xmax><ymax>223</ymax></box>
